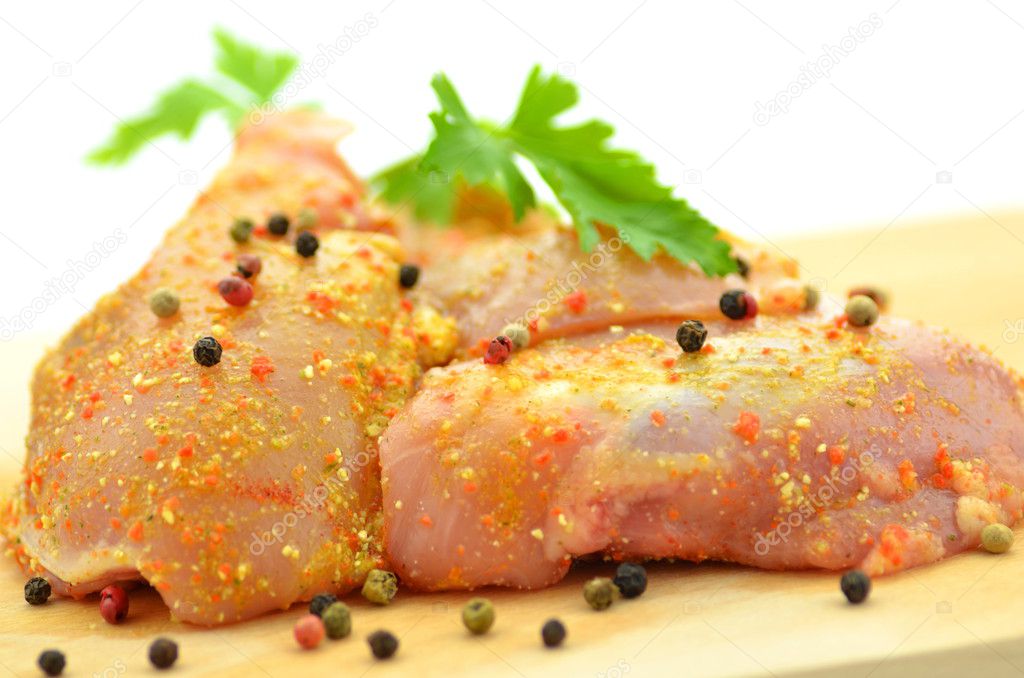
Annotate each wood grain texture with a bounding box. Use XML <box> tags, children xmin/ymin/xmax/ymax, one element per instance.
<box><xmin>1</xmin><ymin>213</ymin><xmax>1023</xmax><ymax>678</ymax></box>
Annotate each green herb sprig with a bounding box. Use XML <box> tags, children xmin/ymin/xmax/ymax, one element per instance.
<box><xmin>373</xmin><ymin>67</ymin><xmax>735</xmax><ymax>276</ymax></box>
<box><xmin>87</xmin><ymin>29</ymin><xmax>298</xmax><ymax>165</ymax></box>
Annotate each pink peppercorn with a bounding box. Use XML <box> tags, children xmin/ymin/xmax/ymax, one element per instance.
<box><xmin>294</xmin><ymin>614</ymin><xmax>325</xmax><ymax>650</ymax></box>
<box><xmin>218</xmin><ymin>276</ymin><xmax>254</xmax><ymax>307</ymax></box>
<box><xmin>99</xmin><ymin>584</ymin><xmax>129</xmax><ymax>624</ymax></box>
<box><xmin>484</xmin><ymin>335</ymin><xmax>513</xmax><ymax>365</ymax></box>
<box><xmin>236</xmin><ymin>254</ymin><xmax>262</xmax><ymax>279</ymax></box>
<box><xmin>742</xmin><ymin>292</ymin><xmax>758</xmax><ymax>319</ymax></box>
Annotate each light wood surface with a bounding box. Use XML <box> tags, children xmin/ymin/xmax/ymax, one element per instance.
<box><xmin>2</xmin><ymin>213</ymin><xmax>1024</xmax><ymax>678</ymax></box>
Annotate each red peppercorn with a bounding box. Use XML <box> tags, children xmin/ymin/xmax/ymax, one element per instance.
<box><xmin>484</xmin><ymin>336</ymin><xmax>513</xmax><ymax>365</ymax></box>
<box><xmin>742</xmin><ymin>292</ymin><xmax>758</xmax><ymax>319</ymax></box>
<box><xmin>236</xmin><ymin>254</ymin><xmax>262</xmax><ymax>279</ymax></box>
<box><xmin>218</xmin><ymin>276</ymin><xmax>254</xmax><ymax>307</ymax></box>
<box><xmin>294</xmin><ymin>614</ymin><xmax>325</xmax><ymax>650</ymax></box>
<box><xmin>99</xmin><ymin>584</ymin><xmax>129</xmax><ymax>624</ymax></box>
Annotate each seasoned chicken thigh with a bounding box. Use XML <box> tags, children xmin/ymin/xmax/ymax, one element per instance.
<box><xmin>3</xmin><ymin>111</ymin><xmax>454</xmax><ymax>624</ymax></box>
<box><xmin>380</xmin><ymin>316</ymin><xmax>1024</xmax><ymax>589</ymax></box>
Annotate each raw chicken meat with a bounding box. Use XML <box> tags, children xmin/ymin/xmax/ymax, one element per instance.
<box><xmin>380</xmin><ymin>315</ymin><xmax>1024</xmax><ymax>589</ymax></box>
<box><xmin>2</xmin><ymin>110</ymin><xmax>455</xmax><ymax>624</ymax></box>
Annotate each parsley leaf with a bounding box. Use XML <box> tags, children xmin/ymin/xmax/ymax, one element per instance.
<box><xmin>373</xmin><ymin>66</ymin><xmax>735</xmax><ymax>275</ymax></box>
<box><xmin>87</xmin><ymin>29</ymin><xmax>298</xmax><ymax>166</ymax></box>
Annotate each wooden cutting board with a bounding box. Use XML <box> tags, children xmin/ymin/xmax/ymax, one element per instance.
<box><xmin>1</xmin><ymin>213</ymin><xmax>1023</xmax><ymax>678</ymax></box>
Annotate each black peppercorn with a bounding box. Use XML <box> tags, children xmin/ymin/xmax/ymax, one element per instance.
<box><xmin>148</xmin><ymin>637</ymin><xmax>178</xmax><ymax>670</ymax></box>
<box><xmin>309</xmin><ymin>592</ymin><xmax>337</xmax><ymax>617</ymax></box>
<box><xmin>675</xmin><ymin>320</ymin><xmax>707</xmax><ymax>353</ymax></box>
<box><xmin>398</xmin><ymin>264</ymin><xmax>420</xmax><ymax>289</ymax></box>
<box><xmin>840</xmin><ymin>570</ymin><xmax>871</xmax><ymax>604</ymax></box>
<box><xmin>734</xmin><ymin>256</ymin><xmax>750</xmax><ymax>279</ymax></box>
<box><xmin>193</xmin><ymin>336</ymin><xmax>222</xmax><ymax>367</ymax></box>
<box><xmin>24</xmin><ymin>576</ymin><xmax>51</xmax><ymax>605</ymax></box>
<box><xmin>541</xmin><ymin>618</ymin><xmax>566</xmax><ymax>648</ymax></box>
<box><xmin>295</xmin><ymin>231</ymin><xmax>319</xmax><ymax>258</ymax></box>
<box><xmin>37</xmin><ymin>650</ymin><xmax>65</xmax><ymax>676</ymax></box>
<box><xmin>267</xmin><ymin>213</ymin><xmax>289</xmax><ymax>236</ymax></box>
<box><xmin>720</xmin><ymin>289</ymin><xmax>754</xmax><ymax>320</ymax></box>
<box><xmin>367</xmin><ymin>630</ymin><xmax>399</xmax><ymax>659</ymax></box>
<box><xmin>612</xmin><ymin>562</ymin><xmax>647</xmax><ymax>598</ymax></box>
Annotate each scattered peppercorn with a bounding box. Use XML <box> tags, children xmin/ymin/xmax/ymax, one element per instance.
<box><xmin>583</xmin><ymin>577</ymin><xmax>615</xmax><ymax>611</ymax></box>
<box><xmin>848</xmin><ymin>285</ymin><xmax>889</xmax><ymax>311</ymax></box>
<box><xmin>484</xmin><ymin>335</ymin><xmax>513</xmax><ymax>365</ymax></box>
<box><xmin>148</xmin><ymin>638</ymin><xmax>178</xmax><ymax>670</ymax></box>
<box><xmin>236</xmin><ymin>253</ymin><xmax>262</xmax><ymax>279</ymax></box>
<box><xmin>612</xmin><ymin>562</ymin><xmax>648</xmax><ymax>599</ymax></box>
<box><xmin>296</xmin><ymin>231</ymin><xmax>319</xmax><ymax>258</ymax></box>
<box><xmin>362</xmin><ymin>569</ymin><xmax>398</xmax><ymax>605</ymax></box>
<box><xmin>734</xmin><ymin>256</ymin><xmax>750</xmax><ymax>279</ymax></box>
<box><xmin>294</xmin><ymin>614</ymin><xmax>326</xmax><ymax>650</ymax></box>
<box><xmin>541</xmin><ymin>619</ymin><xmax>566</xmax><ymax>648</ymax></box>
<box><xmin>297</xmin><ymin>207</ymin><xmax>318</xmax><ymax>230</ymax></box>
<box><xmin>981</xmin><ymin>523</ymin><xmax>1014</xmax><ymax>554</ymax></box>
<box><xmin>24</xmin><ymin>576</ymin><xmax>51</xmax><ymax>605</ymax></box>
<box><xmin>719</xmin><ymin>290</ymin><xmax>757</xmax><ymax>320</ymax></box>
<box><xmin>803</xmin><ymin>284</ymin><xmax>820</xmax><ymax>311</ymax></box>
<box><xmin>840</xmin><ymin>570</ymin><xmax>871</xmax><ymax>604</ymax></box>
<box><xmin>675</xmin><ymin>320</ymin><xmax>707</xmax><ymax>353</ymax></box>
<box><xmin>267</xmin><ymin>213</ymin><xmax>289</xmax><ymax>236</ymax></box>
<box><xmin>321</xmin><ymin>602</ymin><xmax>352</xmax><ymax>640</ymax></box>
<box><xmin>193</xmin><ymin>336</ymin><xmax>222</xmax><ymax>367</ymax></box>
<box><xmin>37</xmin><ymin>650</ymin><xmax>65</xmax><ymax>676</ymax></box>
<box><xmin>367</xmin><ymin>630</ymin><xmax>399</xmax><ymax>659</ymax></box>
<box><xmin>501</xmin><ymin>322</ymin><xmax>530</xmax><ymax>349</ymax></box>
<box><xmin>99</xmin><ymin>584</ymin><xmax>129</xmax><ymax>624</ymax></box>
<box><xmin>218</xmin><ymin>276</ymin><xmax>254</xmax><ymax>307</ymax></box>
<box><xmin>398</xmin><ymin>263</ymin><xmax>420</xmax><ymax>289</ymax></box>
<box><xmin>309</xmin><ymin>592</ymin><xmax>338</xmax><ymax>617</ymax></box>
<box><xmin>229</xmin><ymin>217</ymin><xmax>254</xmax><ymax>243</ymax></box>
<box><xmin>149</xmin><ymin>288</ymin><xmax>180</xmax><ymax>318</ymax></box>
<box><xmin>461</xmin><ymin>597</ymin><xmax>495</xmax><ymax>635</ymax></box>
<box><xmin>845</xmin><ymin>294</ymin><xmax>879</xmax><ymax>327</ymax></box>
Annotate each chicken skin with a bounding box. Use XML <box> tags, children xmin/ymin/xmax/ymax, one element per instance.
<box><xmin>380</xmin><ymin>316</ymin><xmax>1024</xmax><ymax>589</ymax></box>
<box><xmin>3</xmin><ymin>111</ymin><xmax>454</xmax><ymax>624</ymax></box>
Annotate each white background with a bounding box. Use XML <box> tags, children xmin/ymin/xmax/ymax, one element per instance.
<box><xmin>0</xmin><ymin>0</ymin><xmax>1021</xmax><ymax>336</ymax></box>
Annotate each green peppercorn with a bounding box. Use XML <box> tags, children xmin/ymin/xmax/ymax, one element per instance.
<box><xmin>24</xmin><ymin>576</ymin><xmax>51</xmax><ymax>605</ymax></box>
<box><xmin>840</xmin><ymin>570</ymin><xmax>871</xmax><ymax>604</ymax></box>
<box><xmin>612</xmin><ymin>562</ymin><xmax>647</xmax><ymax>598</ymax></box>
<box><xmin>367</xmin><ymin>630</ymin><xmax>398</xmax><ymax>659</ymax></box>
<box><xmin>500</xmin><ymin>323</ymin><xmax>530</xmax><ymax>349</ymax></box>
<box><xmin>803</xmin><ymin>284</ymin><xmax>821</xmax><ymax>311</ymax></box>
<box><xmin>309</xmin><ymin>592</ymin><xmax>337</xmax><ymax>617</ymax></box>
<box><xmin>37</xmin><ymin>649</ymin><xmax>65</xmax><ymax>676</ymax></box>
<box><xmin>321</xmin><ymin>601</ymin><xmax>352</xmax><ymax>639</ymax></box>
<box><xmin>229</xmin><ymin>218</ymin><xmax>254</xmax><ymax>244</ymax></box>
<box><xmin>675</xmin><ymin>320</ymin><xmax>707</xmax><ymax>353</ymax></box>
<box><xmin>297</xmin><ymin>208</ymin><xmax>318</xmax><ymax>230</ymax></box>
<box><xmin>149</xmin><ymin>288</ymin><xmax>181</xmax><ymax>319</ymax></box>
<box><xmin>148</xmin><ymin>637</ymin><xmax>178</xmax><ymax>669</ymax></box>
<box><xmin>461</xmin><ymin>597</ymin><xmax>495</xmax><ymax>635</ymax></box>
<box><xmin>981</xmin><ymin>523</ymin><xmax>1013</xmax><ymax>554</ymax></box>
<box><xmin>583</xmin><ymin>577</ymin><xmax>615</xmax><ymax>611</ymax></box>
<box><xmin>362</xmin><ymin>568</ymin><xmax>398</xmax><ymax>605</ymax></box>
<box><xmin>846</xmin><ymin>294</ymin><xmax>879</xmax><ymax>327</ymax></box>
<box><xmin>541</xmin><ymin>618</ymin><xmax>566</xmax><ymax>647</ymax></box>
<box><xmin>267</xmin><ymin>213</ymin><xmax>289</xmax><ymax>236</ymax></box>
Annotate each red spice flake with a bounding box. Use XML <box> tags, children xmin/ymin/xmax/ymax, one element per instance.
<box><xmin>892</xmin><ymin>392</ymin><xmax>916</xmax><ymax>415</ymax></box>
<box><xmin>877</xmin><ymin>524</ymin><xmax>909</xmax><ymax>566</ymax></box>
<box><xmin>732</xmin><ymin>411</ymin><xmax>760</xmax><ymax>444</ymax></box>
<box><xmin>480</xmin><ymin>515</ymin><xmax>494</xmax><ymax>527</ymax></box>
<box><xmin>127</xmin><ymin>521</ymin><xmax>144</xmax><ymax>542</ymax></box>
<box><xmin>650</xmin><ymin>410</ymin><xmax>667</xmax><ymax>427</ymax></box>
<box><xmin>898</xmin><ymin>459</ymin><xmax>918</xmax><ymax>492</ymax></box>
<box><xmin>700</xmin><ymin>343</ymin><xmax>716</xmax><ymax>355</ymax></box>
<box><xmin>142</xmin><ymin>448</ymin><xmax>158</xmax><ymax>463</ymax></box>
<box><xmin>81</xmin><ymin>405</ymin><xmax>94</xmax><ymax>420</ymax></box>
<box><xmin>177</xmin><ymin>446</ymin><xmax>193</xmax><ymax>459</ymax></box>
<box><xmin>400</xmin><ymin>298</ymin><xmax>414</xmax><ymax>312</ymax></box>
<box><xmin>533</xmin><ymin>451</ymin><xmax>553</xmax><ymax>468</ymax></box>
<box><xmin>250</xmin><ymin>355</ymin><xmax>276</xmax><ymax>383</ymax></box>
<box><xmin>827</xmin><ymin>445</ymin><xmax>846</xmax><ymax>466</ymax></box>
<box><xmin>305</xmin><ymin>290</ymin><xmax>338</xmax><ymax>314</ymax></box>
<box><xmin>552</xmin><ymin>429</ymin><xmax>571</xmax><ymax>444</ymax></box>
<box><xmin>825</xmin><ymin>328</ymin><xmax>842</xmax><ymax>341</ymax></box>
<box><xmin>661</xmin><ymin>357</ymin><xmax>675</xmax><ymax>368</ymax></box>
<box><xmin>109</xmin><ymin>517</ymin><xmax>122</xmax><ymax>530</ymax></box>
<box><xmin>563</xmin><ymin>289</ymin><xmax>588</xmax><ymax>314</ymax></box>
<box><xmin>419</xmin><ymin>514</ymin><xmax>433</xmax><ymax>528</ymax></box>
<box><xmin>59</xmin><ymin>374</ymin><xmax>76</xmax><ymax>391</ymax></box>
<box><xmin>463</xmin><ymin>481</ymin><xmax>478</xmax><ymax>494</ymax></box>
